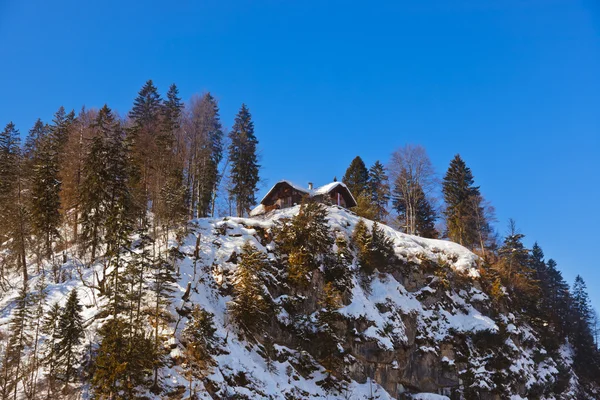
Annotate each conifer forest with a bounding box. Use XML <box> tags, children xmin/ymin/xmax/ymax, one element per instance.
<box><xmin>0</xmin><ymin>80</ymin><xmax>598</xmax><ymax>399</ymax></box>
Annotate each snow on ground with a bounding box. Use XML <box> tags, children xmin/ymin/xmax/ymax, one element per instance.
<box><xmin>0</xmin><ymin>205</ymin><xmax>580</xmax><ymax>399</ymax></box>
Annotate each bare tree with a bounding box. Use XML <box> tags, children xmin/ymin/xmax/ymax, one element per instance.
<box><xmin>388</xmin><ymin>144</ymin><xmax>437</xmax><ymax>235</ymax></box>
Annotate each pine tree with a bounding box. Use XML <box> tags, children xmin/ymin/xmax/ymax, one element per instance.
<box><xmin>0</xmin><ymin>122</ymin><xmax>28</xmax><ymax>281</ymax></box>
<box><xmin>493</xmin><ymin>220</ymin><xmax>539</xmax><ymax>311</ymax></box>
<box><xmin>41</xmin><ymin>302</ymin><xmax>62</xmax><ymax>398</ymax></box>
<box><xmin>148</xmin><ymin>232</ymin><xmax>177</xmax><ymax>391</ymax></box>
<box><xmin>128</xmin><ymin>80</ymin><xmax>164</xmax><ymax>220</ymax></box>
<box><xmin>274</xmin><ymin>201</ymin><xmax>334</xmax><ymax>287</ymax></box>
<box><xmin>30</xmin><ymin>119</ymin><xmax>62</xmax><ymax>258</ymax></box>
<box><xmin>1</xmin><ymin>286</ymin><xmax>32</xmax><ymax>399</ymax></box>
<box><xmin>342</xmin><ymin>156</ymin><xmax>369</xmax><ymax>199</ymax></box>
<box><xmin>181</xmin><ymin>306</ymin><xmax>218</xmax><ymax>398</ymax></box>
<box><xmin>80</xmin><ymin>105</ymin><xmax>134</xmax><ymax>260</ymax></box>
<box><xmin>25</xmin><ymin>277</ymin><xmax>48</xmax><ymax>399</ymax></box>
<box><xmin>192</xmin><ymin>93</ymin><xmax>224</xmax><ymax>218</ymax></box>
<box><xmin>79</xmin><ymin>126</ymin><xmax>106</xmax><ymax>261</ymax></box>
<box><xmin>353</xmin><ymin>191</ymin><xmax>379</xmax><ymax>220</ymax></box>
<box><xmin>414</xmin><ymin>185</ymin><xmax>438</xmax><ymax>238</ymax></box>
<box><xmin>228</xmin><ymin>242</ymin><xmax>270</xmax><ymax>335</ymax></box>
<box><xmin>316</xmin><ymin>282</ymin><xmax>345</xmax><ymax>390</ymax></box>
<box><xmin>368</xmin><ymin>160</ymin><xmax>390</xmax><ymax>222</ymax></box>
<box><xmin>545</xmin><ymin>259</ymin><xmax>571</xmax><ymax>335</ymax></box>
<box><xmin>155</xmin><ymin>84</ymin><xmax>186</xmax><ymax>229</ymax></box>
<box><xmin>570</xmin><ymin>276</ymin><xmax>600</xmax><ymax>382</ymax></box>
<box><xmin>228</xmin><ymin>104</ymin><xmax>260</xmax><ymax>217</ymax></box>
<box><xmin>323</xmin><ymin>235</ymin><xmax>353</xmax><ymax>292</ymax></box>
<box><xmin>442</xmin><ymin>154</ymin><xmax>483</xmax><ymax>248</ymax></box>
<box><xmin>56</xmin><ymin>289</ymin><xmax>84</xmax><ymax>383</ymax></box>
<box><xmin>353</xmin><ymin>221</ymin><xmax>397</xmax><ymax>275</ymax></box>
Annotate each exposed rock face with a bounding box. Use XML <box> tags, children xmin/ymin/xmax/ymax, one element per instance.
<box><xmin>171</xmin><ymin>206</ymin><xmax>578</xmax><ymax>399</ymax></box>
<box><xmin>0</xmin><ymin>205</ymin><xmax>582</xmax><ymax>399</ymax></box>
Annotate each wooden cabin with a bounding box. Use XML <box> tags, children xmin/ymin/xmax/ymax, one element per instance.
<box><xmin>251</xmin><ymin>180</ymin><xmax>357</xmax><ymax>215</ymax></box>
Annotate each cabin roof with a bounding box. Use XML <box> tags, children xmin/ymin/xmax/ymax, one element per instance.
<box><xmin>258</xmin><ymin>180</ymin><xmax>357</xmax><ymax>208</ymax></box>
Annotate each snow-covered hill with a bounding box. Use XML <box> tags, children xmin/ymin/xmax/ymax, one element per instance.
<box><xmin>0</xmin><ymin>205</ymin><xmax>583</xmax><ymax>399</ymax></box>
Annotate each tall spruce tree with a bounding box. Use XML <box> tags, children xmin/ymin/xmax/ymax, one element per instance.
<box><xmin>316</xmin><ymin>282</ymin><xmax>345</xmax><ymax>390</ymax></box>
<box><xmin>228</xmin><ymin>104</ymin><xmax>259</xmax><ymax>217</ymax></box>
<box><xmin>128</xmin><ymin>80</ymin><xmax>164</xmax><ymax>219</ymax></box>
<box><xmin>1</xmin><ymin>286</ymin><xmax>32</xmax><ymax>399</ymax></box>
<box><xmin>80</xmin><ymin>105</ymin><xmax>134</xmax><ymax>260</ymax></box>
<box><xmin>181</xmin><ymin>306</ymin><xmax>218</xmax><ymax>398</ymax></box>
<box><xmin>493</xmin><ymin>220</ymin><xmax>539</xmax><ymax>311</ymax></box>
<box><xmin>274</xmin><ymin>201</ymin><xmax>334</xmax><ymax>287</ymax></box>
<box><xmin>368</xmin><ymin>160</ymin><xmax>390</xmax><ymax>222</ymax></box>
<box><xmin>155</xmin><ymin>84</ymin><xmax>186</xmax><ymax>229</ymax></box>
<box><xmin>442</xmin><ymin>154</ymin><xmax>484</xmax><ymax>248</ymax></box>
<box><xmin>41</xmin><ymin>302</ymin><xmax>62</xmax><ymax>397</ymax></box>
<box><xmin>56</xmin><ymin>289</ymin><xmax>84</xmax><ymax>383</ymax></box>
<box><xmin>193</xmin><ymin>93</ymin><xmax>224</xmax><ymax>218</ymax></box>
<box><xmin>342</xmin><ymin>156</ymin><xmax>369</xmax><ymax>199</ymax></box>
<box><xmin>0</xmin><ymin>122</ymin><xmax>28</xmax><ymax>281</ymax></box>
<box><xmin>228</xmin><ymin>242</ymin><xmax>270</xmax><ymax>335</ymax></box>
<box><xmin>30</xmin><ymin>120</ymin><xmax>62</xmax><ymax>258</ymax></box>
<box><xmin>570</xmin><ymin>276</ymin><xmax>600</xmax><ymax>382</ymax></box>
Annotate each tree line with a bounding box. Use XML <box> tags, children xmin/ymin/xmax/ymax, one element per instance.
<box><xmin>0</xmin><ymin>80</ymin><xmax>260</xmax><ymax>288</ymax></box>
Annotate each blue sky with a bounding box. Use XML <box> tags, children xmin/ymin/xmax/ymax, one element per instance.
<box><xmin>1</xmin><ymin>0</ymin><xmax>599</xmax><ymax>308</ymax></box>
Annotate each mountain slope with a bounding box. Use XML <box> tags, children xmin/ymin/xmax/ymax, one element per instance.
<box><xmin>0</xmin><ymin>205</ymin><xmax>584</xmax><ymax>399</ymax></box>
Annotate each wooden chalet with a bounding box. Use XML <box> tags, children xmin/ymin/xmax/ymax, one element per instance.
<box><xmin>251</xmin><ymin>180</ymin><xmax>357</xmax><ymax>215</ymax></box>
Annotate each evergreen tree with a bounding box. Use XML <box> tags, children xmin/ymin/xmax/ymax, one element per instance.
<box><xmin>25</xmin><ymin>277</ymin><xmax>48</xmax><ymax>399</ymax></box>
<box><xmin>56</xmin><ymin>289</ymin><xmax>84</xmax><ymax>383</ymax></box>
<box><xmin>342</xmin><ymin>156</ymin><xmax>369</xmax><ymax>199</ymax></box>
<box><xmin>0</xmin><ymin>122</ymin><xmax>28</xmax><ymax>281</ymax></box>
<box><xmin>353</xmin><ymin>191</ymin><xmax>379</xmax><ymax>220</ymax></box>
<box><xmin>0</xmin><ymin>286</ymin><xmax>32</xmax><ymax>399</ymax></box>
<box><xmin>79</xmin><ymin>122</ymin><xmax>107</xmax><ymax>261</ymax></box>
<box><xmin>41</xmin><ymin>302</ymin><xmax>62</xmax><ymax>397</ymax></box>
<box><xmin>80</xmin><ymin>105</ymin><xmax>134</xmax><ymax>260</ymax></box>
<box><xmin>368</xmin><ymin>160</ymin><xmax>390</xmax><ymax>222</ymax></box>
<box><xmin>228</xmin><ymin>242</ymin><xmax>270</xmax><ymax>335</ymax></box>
<box><xmin>181</xmin><ymin>306</ymin><xmax>218</xmax><ymax>398</ymax></box>
<box><xmin>442</xmin><ymin>154</ymin><xmax>483</xmax><ymax>248</ymax></box>
<box><xmin>155</xmin><ymin>84</ymin><xmax>186</xmax><ymax>228</ymax></box>
<box><xmin>323</xmin><ymin>235</ymin><xmax>353</xmax><ymax>292</ymax></box>
<box><xmin>316</xmin><ymin>282</ymin><xmax>345</xmax><ymax>390</ymax></box>
<box><xmin>545</xmin><ymin>259</ymin><xmax>571</xmax><ymax>335</ymax></box>
<box><xmin>149</xmin><ymin>234</ymin><xmax>177</xmax><ymax>391</ymax></box>
<box><xmin>493</xmin><ymin>220</ymin><xmax>539</xmax><ymax>311</ymax></box>
<box><xmin>414</xmin><ymin>186</ymin><xmax>438</xmax><ymax>238</ymax></box>
<box><xmin>128</xmin><ymin>80</ymin><xmax>164</xmax><ymax>220</ymax></box>
<box><xmin>30</xmin><ymin>119</ymin><xmax>62</xmax><ymax>257</ymax></box>
<box><xmin>130</xmin><ymin>79</ymin><xmax>163</xmax><ymax>129</ymax></box>
<box><xmin>228</xmin><ymin>104</ymin><xmax>260</xmax><ymax>217</ymax></box>
<box><xmin>353</xmin><ymin>220</ymin><xmax>397</xmax><ymax>275</ymax></box>
<box><xmin>274</xmin><ymin>201</ymin><xmax>334</xmax><ymax>287</ymax></box>
<box><xmin>92</xmin><ymin>318</ymin><xmax>154</xmax><ymax>399</ymax></box>
<box><xmin>570</xmin><ymin>276</ymin><xmax>600</xmax><ymax>382</ymax></box>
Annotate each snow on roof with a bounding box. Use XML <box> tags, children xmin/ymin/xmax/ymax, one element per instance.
<box><xmin>259</xmin><ymin>180</ymin><xmax>356</xmax><ymax>205</ymax></box>
<box><xmin>313</xmin><ymin>181</ymin><xmax>351</xmax><ymax>195</ymax></box>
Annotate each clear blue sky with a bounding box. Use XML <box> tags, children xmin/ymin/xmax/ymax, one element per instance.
<box><xmin>1</xmin><ymin>0</ymin><xmax>599</xmax><ymax>309</ymax></box>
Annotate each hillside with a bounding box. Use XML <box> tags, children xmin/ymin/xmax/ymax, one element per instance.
<box><xmin>0</xmin><ymin>205</ymin><xmax>588</xmax><ymax>399</ymax></box>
